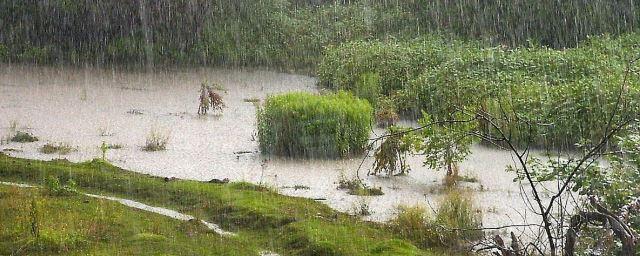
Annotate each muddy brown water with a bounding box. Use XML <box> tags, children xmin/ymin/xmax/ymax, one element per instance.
<box><xmin>0</xmin><ymin>64</ymin><xmax>567</xmax><ymax>242</ymax></box>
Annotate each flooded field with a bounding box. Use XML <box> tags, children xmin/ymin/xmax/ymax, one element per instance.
<box><xmin>1</xmin><ymin>64</ymin><xmax>552</xmax><ymax>239</ymax></box>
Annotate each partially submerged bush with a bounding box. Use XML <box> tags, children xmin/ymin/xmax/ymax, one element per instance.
<box><xmin>257</xmin><ymin>91</ymin><xmax>372</xmax><ymax>158</ymax></box>
<box><xmin>11</xmin><ymin>131</ymin><xmax>39</xmax><ymax>143</ymax></box>
<box><xmin>392</xmin><ymin>190</ymin><xmax>482</xmax><ymax>249</ymax></box>
<box><xmin>337</xmin><ymin>175</ymin><xmax>384</xmax><ymax>196</ymax></box>
<box><xmin>197</xmin><ymin>82</ymin><xmax>225</xmax><ymax>115</ymax></box>
<box><xmin>371</xmin><ymin>126</ymin><xmax>417</xmax><ymax>176</ymax></box>
<box><xmin>142</xmin><ymin>130</ymin><xmax>169</xmax><ymax>152</ymax></box>
<box><xmin>40</xmin><ymin>143</ymin><xmax>74</xmax><ymax>155</ymax></box>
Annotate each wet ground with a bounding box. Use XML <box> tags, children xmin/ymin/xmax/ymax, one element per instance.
<box><xmin>0</xmin><ymin>64</ymin><xmax>559</xmax><ymax>241</ymax></box>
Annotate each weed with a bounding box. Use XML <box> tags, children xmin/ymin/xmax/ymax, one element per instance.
<box><xmin>98</xmin><ymin>127</ymin><xmax>114</xmax><ymax>137</ymax></box>
<box><xmin>433</xmin><ymin>190</ymin><xmax>483</xmax><ymax>247</ymax></box>
<box><xmin>30</xmin><ymin>197</ymin><xmax>40</xmax><ymax>238</ymax></box>
<box><xmin>392</xmin><ymin>189</ymin><xmax>482</xmax><ymax>249</ymax></box>
<box><xmin>142</xmin><ymin>129</ymin><xmax>169</xmax><ymax>152</ymax></box>
<box><xmin>375</xmin><ymin>97</ymin><xmax>399</xmax><ymax>128</ymax></box>
<box><xmin>456</xmin><ymin>175</ymin><xmax>478</xmax><ymax>183</ymax></box>
<box><xmin>293</xmin><ymin>185</ymin><xmax>310</xmax><ymax>190</ymax></box>
<box><xmin>44</xmin><ymin>176</ymin><xmax>78</xmax><ymax>196</ymax></box>
<box><xmin>354</xmin><ymin>198</ymin><xmax>371</xmax><ymax>216</ymax></box>
<box><xmin>198</xmin><ymin>82</ymin><xmax>225</xmax><ymax>115</ymax></box>
<box><xmin>40</xmin><ymin>143</ymin><xmax>75</xmax><ymax>155</ymax></box>
<box><xmin>11</xmin><ymin>131</ymin><xmax>39</xmax><ymax>143</ymax></box>
<box><xmin>126</xmin><ymin>109</ymin><xmax>143</xmax><ymax>115</ymax></box>
<box><xmin>337</xmin><ymin>174</ymin><xmax>384</xmax><ymax>196</ymax></box>
<box><xmin>243</xmin><ymin>97</ymin><xmax>260</xmax><ymax>103</ymax></box>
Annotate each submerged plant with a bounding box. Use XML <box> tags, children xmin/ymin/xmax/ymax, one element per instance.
<box><xmin>392</xmin><ymin>190</ymin><xmax>482</xmax><ymax>249</ymax></box>
<box><xmin>10</xmin><ymin>131</ymin><xmax>39</xmax><ymax>143</ymax></box>
<box><xmin>197</xmin><ymin>82</ymin><xmax>225</xmax><ymax>115</ymax></box>
<box><xmin>142</xmin><ymin>129</ymin><xmax>169</xmax><ymax>151</ymax></box>
<box><xmin>371</xmin><ymin>126</ymin><xmax>418</xmax><ymax>176</ymax></box>
<box><xmin>337</xmin><ymin>174</ymin><xmax>384</xmax><ymax>196</ymax></box>
<box><xmin>40</xmin><ymin>143</ymin><xmax>74</xmax><ymax>155</ymax></box>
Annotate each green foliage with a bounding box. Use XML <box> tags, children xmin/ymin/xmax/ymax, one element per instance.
<box><xmin>321</xmin><ymin>34</ymin><xmax>640</xmax><ymax>148</ymax></box>
<box><xmin>374</xmin><ymin>96</ymin><xmax>399</xmax><ymax>128</ymax></box>
<box><xmin>44</xmin><ymin>176</ymin><xmax>78</xmax><ymax>196</ymax></box>
<box><xmin>10</xmin><ymin>131</ymin><xmax>38</xmax><ymax>143</ymax></box>
<box><xmin>1</xmin><ymin>1</ymin><xmax>637</xmax><ymax>67</ymax></box>
<box><xmin>0</xmin><ymin>44</ymin><xmax>8</xmax><ymax>61</ymax></box>
<box><xmin>317</xmin><ymin>37</ymin><xmax>459</xmax><ymax>111</ymax></box>
<box><xmin>353</xmin><ymin>72</ymin><xmax>382</xmax><ymax>106</ymax></box>
<box><xmin>416</xmin><ymin>112</ymin><xmax>477</xmax><ymax>177</ymax></box>
<box><xmin>257</xmin><ymin>91</ymin><xmax>373</xmax><ymax>158</ymax></box>
<box><xmin>372</xmin><ymin>126</ymin><xmax>418</xmax><ymax>176</ymax></box>
<box><xmin>433</xmin><ymin>190</ymin><xmax>483</xmax><ymax>247</ymax></box>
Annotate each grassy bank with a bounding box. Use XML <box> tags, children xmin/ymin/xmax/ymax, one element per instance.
<box><xmin>0</xmin><ymin>153</ymin><xmax>441</xmax><ymax>255</ymax></box>
<box><xmin>0</xmin><ymin>185</ymin><xmax>257</xmax><ymax>255</ymax></box>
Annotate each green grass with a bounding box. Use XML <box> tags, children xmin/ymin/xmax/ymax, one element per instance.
<box><xmin>0</xmin><ymin>185</ymin><xmax>256</xmax><ymax>255</ymax></box>
<box><xmin>0</xmin><ymin>153</ymin><xmax>443</xmax><ymax>255</ymax></box>
<box><xmin>257</xmin><ymin>91</ymin><xmax>373</xmax><ymax>158</ymax></box>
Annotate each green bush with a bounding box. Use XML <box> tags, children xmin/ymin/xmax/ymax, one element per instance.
<box><xmin>257</xmin><ymin>91</ymin><xmax>372</xmax><ymax>158</ymax></box>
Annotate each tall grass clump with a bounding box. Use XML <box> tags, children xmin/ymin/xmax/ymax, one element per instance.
<box><xmin>257</xmin><ymin>91</ymin><xmax>372</xmax><ymax>158</ymax></box>
<box><xmin>142</xmin><ymin>129</ymin><xmax>170</xmax><ymax>152</ymax></box>
<box><xmin>392</xmin><ymin>190</ymin><xmax>482</xmax><ymax>249</ymax></box>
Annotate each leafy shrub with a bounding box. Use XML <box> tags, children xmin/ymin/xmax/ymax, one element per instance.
<box><xmin>257</xmin><ymin>91</ymin><xmax>372</xmax><ymax>158</ymax></box>
<box><xmin>371</xmin><ymin>126</ymin><xmax>416</xmax><ymax>176</ymax></box>
<box><xmin>10</xmin><ymin>131</ymin><xmax>39</xmax><ymax>143</ymax></box>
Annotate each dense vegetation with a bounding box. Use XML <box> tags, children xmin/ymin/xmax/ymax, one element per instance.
<box><xmin>1</xmin><ymin>0</ymin><xmax>638</xmax><ymax>69</ymax></box>
<box><xmin>319</xmin><ymin>34</ymin><xmax>640</xmax><ymax>148</ymax></box>
<box><xmin>0</xmin><ymin>153</ymin><xmax>442</xmax><ymax>255</ymax></box>
<box><xmin>258</xmin><ymin>92</ymin><xmax>372</xmax><ymax>158</ymax></box>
